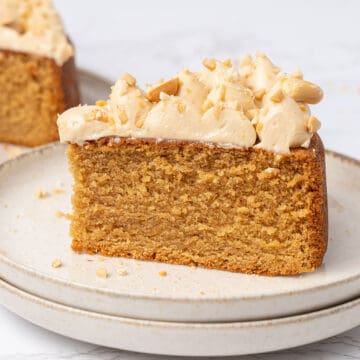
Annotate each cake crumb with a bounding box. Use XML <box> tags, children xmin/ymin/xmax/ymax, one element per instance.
<box><xmin>97</xmin><ymin>256</ymin><xmax>106</xmax><ymax>262</ymax></box>
<box><xmin>53</xmin><ymin>188</ymin><xmax>65</xmax><ymax>195</ymax></box>
<box><xmin>55</xmin><ymin>210</ymin><xmax>66</xmax><ymax>218</ymax></box>
<box><xmin>35</xmin><ymin>190</ymin><xmax>49</xmax><ymax>199</ymax></box>
<box><xmin>159</xmin><ymin>270</ymin><xmax>167</xmax><ymax>277</ymax></box>
<box><xmin>117</xmin><ymin>269</ymin><xmax>128</xmax><ymax>276</ymax></box>
<box><xmin>51</xmin><ymin>259</ymin><xmax>62</xmax><ymax>268</ymax></box>
<box><xmin>3</xmin><ymin>203</ymin><xmax>8</xmax><ymax>208</ymax></box>
<box><xmin>96</xmin><ymin>267</ymin><xmax>108</xmax><ymax>278</ymax></box>
<box><xmin>200</xmin><ymin>291</ymin><xmax>205</xmax><ymax>296</ymax></box>
<box><xmin>0</xmin><ymin>249</ymin><xmax>5</xmax><ymax>255</ymax></box>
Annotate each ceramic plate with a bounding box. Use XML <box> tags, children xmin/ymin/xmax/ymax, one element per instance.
<box><xmin>1</xmin><ymin>278</ymin><xmax>360</xmax><ymax>356</ymax></box>
<box><xmin>0</xmin><ymin>68</ymin><xmax>112</xmax><ymax>164</ymax></box>
<box><xmin>0</xmin><ymin>145</ymin><xmax>359</xmax><ymax>322</ymax></box>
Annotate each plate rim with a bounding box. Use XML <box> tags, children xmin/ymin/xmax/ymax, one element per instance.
<box><xmin>1</xmin><ymin>275</ymin><xmax>360</xmax><ymax>327</ymax></box>
<box><xmin>1</xmin><ymin>276</ymin><xmax>360</xmax><ymax>357</ymax></box>
<box><xmin>77</xmin><ymin>67</ymin><xmax>113</xmax><ymax>88</ymax></box>
<box><xmin>0</xmin><ymin>143</ymin><xmax>359</xmax><ymax>303</ymax></box>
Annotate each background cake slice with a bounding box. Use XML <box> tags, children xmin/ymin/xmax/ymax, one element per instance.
<box><xmin>58</xmin><ymin>54</ymin><xmax>327</xmax><ymax>276</ymax></box>
<box><xmin>0</xmin><ymin>0</ymin><xmax>80</xmax><ymax>147</ymax></box>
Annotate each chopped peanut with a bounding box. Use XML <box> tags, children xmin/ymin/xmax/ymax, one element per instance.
<box><xmin>202</xmin><ymin>58</ymin><xmax>217</xmax><ymax>70</ymax></box>
<box><xmin>118</xmin><ymin>109</ymin><xmax>128</xmax><ymax>124</ymax></box>
<box><xmin>121</xmin><ymin>72</ymin><xmax>136</xmax><ymax>86</ymax></box>
<box><xmin>146</xmin><ymin>78</ymin><xmax>179</xmax><ymax>102</ymax></box>
<box><xmin>254</xmin><ymin>89</ymin><xmax>266</xmax><ymax>101</ymax></box>
<box><xmin>283</xmin><ymin>78</ymin><xmax>323</xmax><ymax>104</ymax></box>
<box><xmin>222</xmin><ymin>58</ymin><xmax>232</xmax><ymax>67</ymax></box>
<box><xmin>213</xmin><ymin>104</ymin><xmax>223</xmax><ymax>119</ymax></box>
<box><xmin>95</xmin><ymin>100</ymin><xmax>107</xmax><ymax>107</ymax></box>
<box><xmin>270</xmin><ymin>89</ymin><xmax>284</xmax><ymax>103</ymax></box>
<box><xmin>298</xmin><ymin>104</ymin><xmax>307</xmax><ymax>112</ymax></box>
<box><xmin>306</xmin><ymin>116</ymin><xmax>321</xmax><ymax>133</ymax></box>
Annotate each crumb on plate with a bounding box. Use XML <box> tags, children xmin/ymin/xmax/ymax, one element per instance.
<box><xmin>55</xmin><ymin>210</ymin><xmax>66</xmax><ymax>218</ymax></box>
<box><xmin>117</xmin><ymin>269</ymin><xmax>128</xmax><ymax>276</ymax></box>
<box><xmin>35</xmin><ymin>190</ymin><xmax>49</xmax><ymax>199</ymax></box>
<box><xmin>53</xmin><ymin>188</ymin><xmax>65</xmax><ymax>195</ymax></box>
<box><xmin>51</xmin><ymin>259</ymin><xmax>62</xmax><ymax>268</ymax></box>
<box><xmin>96</xmin><ymin>267</ymin><xmax>108</xmax><ymax>278</ymax></box>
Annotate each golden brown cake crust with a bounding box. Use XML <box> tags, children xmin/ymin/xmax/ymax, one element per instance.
<box><xmin>68</xmin><ymin>134</ymin><xmax>328</xmax><ymax>276</ymax></box>
<box><xmin>0</xmin><ymin>48</ymin><xmax>80</xmax><ymax>147</ymax></box>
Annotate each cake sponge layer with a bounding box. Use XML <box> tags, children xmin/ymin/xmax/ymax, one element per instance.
<box><xmin>0</xmin><ymin>49</ymin><xmax>79</xmax><ymax>147</ymax></box>
<box><xmin>68</xmin><ymin>135</ymin><xmax>327</xmax><ymax>276</ymax></box>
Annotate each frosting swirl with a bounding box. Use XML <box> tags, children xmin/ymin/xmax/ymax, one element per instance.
<box><xmin>0</xmin><ymin>0</ymin><xmax>73</xmax><ymax>65</ymax></box>
<box><xmin>58</xmin><ymin>53</ymin><xmax>323</xmax><ymax>153</ymax></box>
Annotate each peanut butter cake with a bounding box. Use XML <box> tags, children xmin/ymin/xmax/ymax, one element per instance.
<box><xmin>57</xmin><ymin>53</ymin><xmax>327</xmax><ymax>276</ymax></box>
<box><xmin>0</xmin><ymin>0</ymin><xmax>80</xmax><ymax>146</ymax></box>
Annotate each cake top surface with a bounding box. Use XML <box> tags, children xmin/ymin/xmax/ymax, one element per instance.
<box><xmin>57</xmin><ymin>53</ymin><xmax>323</xmax><ymax>153</ymax></box>
<box><xmin>0</xmin><ymin>0</ymin><xmax>73</xmax><ymax>65</ymax></box>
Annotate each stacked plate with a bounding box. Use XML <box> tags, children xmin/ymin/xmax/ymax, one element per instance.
<box><xmin>0</xmin><ymin>71</ymin><xmax>359</xmax><ymax>357</ymax></box>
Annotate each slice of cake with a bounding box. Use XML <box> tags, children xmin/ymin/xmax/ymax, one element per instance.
<box><xmin>0</xmin><ymin>0</ymin><xmax>80</xmax><ymax>147</ymax></box>
<box><xmin>58</xmin><ymin>54</ymin><xmax>327</xmax><ymax>276</ymax></box>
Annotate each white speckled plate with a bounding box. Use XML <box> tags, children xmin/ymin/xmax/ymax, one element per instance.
<box><xmin>0</xmin><ymin>144</ymin><xmax>359</xmax><ymax>322</ymax></box>
<box><xmin>0</xmin><ymin>68</ymin><xmax>112</xmax><ymax>163</ymax></box>
<box><xmin>1</xmin><ymin>278</ymin><xmax>360</xmax><ymax>357</ymax></box>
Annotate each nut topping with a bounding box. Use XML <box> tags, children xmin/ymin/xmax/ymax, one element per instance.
<box><xmin>306</xmin><ymin>116</ymin><xmax>321</xmax><ymax>133</ymax></box>
<box><xmin>202</xmin><ymin>58</ymin><xmax>217</xmax><ymax>70</ymax></box>
<box><xmin>146</xmin><ymin>78</ymin><xmax>180</xmax><ymax>102</ymax></box>
<box><xmin>121</xmin><ymin>72</ymin><xmax>136</xmax><ymax>86</ymax></box>
<box><xmin>270</xmin><ymin>89</ymin><xmax>284</xmax><ymax>103</ymax></box>
<box><xmin>283</xmin><ymin>78</ymin><xmax>323</xmax><ymax>104</ymax></box>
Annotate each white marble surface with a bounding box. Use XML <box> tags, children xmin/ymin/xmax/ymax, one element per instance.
<box><xmin>1</xmin><ymin>0</ymin><xmax>360</xmax><ymax>358</ymax></box>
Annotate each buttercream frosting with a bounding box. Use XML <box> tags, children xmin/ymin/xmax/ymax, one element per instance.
<box><xmin>57</xmin><ymin>53</ymin><xmax>323</xmax><ymax>153</ymax></box>
<box><xmin>0</xmin><ymin>0</ymin><xmax>73</xmax><ymax>65</ymax></box>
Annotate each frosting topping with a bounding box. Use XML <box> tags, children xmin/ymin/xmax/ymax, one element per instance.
<box><xmin>0</xmin><ymin>0</ymin><xmax>73</xmax><ymax>65</ymax></box>
<box><xmin>57</xmin><ymin>53</ymin><xmax>323</xmax><ymax>153</ymax></box>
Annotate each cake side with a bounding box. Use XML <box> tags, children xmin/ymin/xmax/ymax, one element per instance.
<box><xmin>0</xmin><ymin>49</ymin><xmax>80</xmax><ymax>146</ymax></box>
<box><xmin>59</xmin><ymin>53</ymin><xmax>328</xmax><ymax>275</ymax></box>
<box><xmin>68</xmin><ymin>134</ymin><xmax>327</xmax><ymax>276</ymax></box>
<box><xmin>0</xmin><ymin>0</ymin><xmax>74</xmax><ymax>66</ymax></box>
